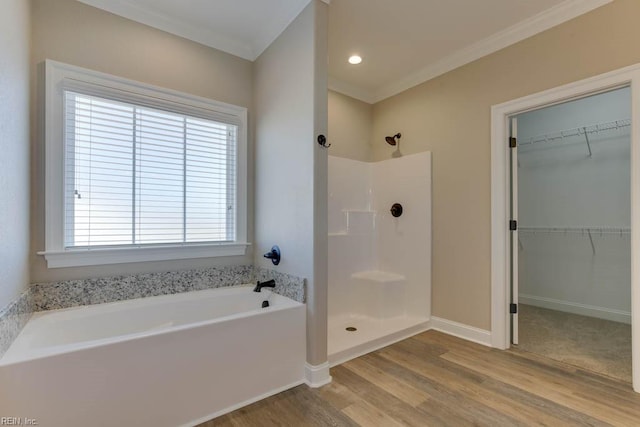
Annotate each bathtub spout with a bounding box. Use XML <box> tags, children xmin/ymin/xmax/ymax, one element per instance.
<box><xmin>254</xmin><ymin>279</ymin><xmax>276</xmax><ymax>292</ymax></box>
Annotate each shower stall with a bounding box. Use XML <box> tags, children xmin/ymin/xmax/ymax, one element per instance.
<box><xmin>327</xmin><ymin>152</ymin><xmax>432</xmax><ymax>365</ymax></box>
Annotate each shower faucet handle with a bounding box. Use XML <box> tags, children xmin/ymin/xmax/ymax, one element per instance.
<box><xmin>390</xmin><ymin>203</ymin><xmax>403</xmax><ymax>218</ymax></box>
<box><xmin>263</xmin><ymin>245</ymin><xmax>281</xmax><ymax>265</ymax></box>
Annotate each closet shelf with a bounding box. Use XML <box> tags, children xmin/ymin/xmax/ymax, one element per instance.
<box><xmin>519</xmin><ymin>226</ymin><xmax>630</xmax><ymax>235</ymax></box>
<box><xmin>519</xmin><ymin>226</ymin><xmax>629</xmax><ymax>255</ymax></box>
<box><xmin>519</xmin><ymin>118</ymin><xmax>630</xmax><ymax>150</ymax></box>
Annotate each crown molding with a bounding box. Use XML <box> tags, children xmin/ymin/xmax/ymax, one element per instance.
<box><xmin>253</xmin><ymin>0</ymin><xmax>331</xmax><ymax>60</ymax></box>
<box><xmin>79</xmin><ymin>0</ymin><xmax>610</xmax><ymax>101</ymax></box>
<box><xmin>77</xmin><ymin>0</ymin><xmax>255</xmax><ymax>60</ymax></box>
<box><xmin>370</xmin><ymin>0</ymin><xmax>612</xmax><ymax>103</ymax></box>
<box><xmin>328</xmin><ymin>77</ymin><xmax>375</xmax><ymax>104</ymax></box>
<box><xmin>77</xmin><ymin>0</ymin><xmax>326</xmax><ymax>61</ymax></box>
<box><xmin>330</xmin><ymin>0</ymin><xmax>612</xmax><ymax>104</ymax></box>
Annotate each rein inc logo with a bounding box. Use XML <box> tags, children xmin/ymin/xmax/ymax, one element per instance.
<box><xmin>1</xmin><ymin>418</ymin><xmax>38</xmax><ymax>426</ymax></box>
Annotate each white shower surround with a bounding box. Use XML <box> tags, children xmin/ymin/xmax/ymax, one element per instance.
<box><xmin>328</xmin><ymin>152</ymin><xmax>431</xmax><ymax>365</ymax></box>
<box><xmin>0</xmin><ymin>286</ymin><xmax>306</xmax><ymax>426</ymax></box>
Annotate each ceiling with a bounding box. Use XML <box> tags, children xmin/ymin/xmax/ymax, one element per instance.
<box><xmin>78</xmin><ymin>0</ymin><xmax>612</xmax><ymax>103</ymax></box>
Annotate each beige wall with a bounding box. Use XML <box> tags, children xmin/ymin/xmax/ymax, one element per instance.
<box><xmin>0</xmin><ymin>0</ymin><xmax>31</xmax><ymax>308</ymax></box>
<box><xmin>254</xmin><ymin>0</ymin><xmax>329</xmax><ymax>366</ymax></box>
<box><xmin>328</xmin><ymin>90</ymin><xmax>373</xmax><ymax>162</ymax></box>
<box><xmin>30</xmin><ymin>0</ymin><xmax>254</xmax><ymax>283</ymax></box>
<box><xmin>372</xmin><ymin>0</ymin><xmax>640</xmax><ymax>330</ymax></box>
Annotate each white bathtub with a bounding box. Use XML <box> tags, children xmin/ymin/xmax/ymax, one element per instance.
<box><xmin>0</xmin><ymin>285</ymin><xmax>306</xmax><ymax>427</ymax></box>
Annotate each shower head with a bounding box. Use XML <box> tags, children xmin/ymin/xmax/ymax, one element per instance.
<box><xmin>385</xmin><ymin>133</ymin><xmax>401</xmax><ymax>146</ymax></box>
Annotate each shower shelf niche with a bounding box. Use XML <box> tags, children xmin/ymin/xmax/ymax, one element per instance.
<box><xmin>351</xmin><ymin>270</ymin><xmax>405</xmax><ymax>283</ymax></box>
<box><xmin>328</xmin><ymin>231</ymin><xmax>348</xmax><ymax>237</ymax></box>
<box><xmin>329</xmin><ymin>209</ymin><xmax>376</xmax><ymax>236</ymax></box>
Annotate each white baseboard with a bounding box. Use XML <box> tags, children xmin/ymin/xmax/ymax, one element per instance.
<box><xmin>183</xmin><ymin>379</ymin><xmax>305</xmax><ymax>427</ymax></box>
<box><xmin>429</xmin><ymin>316</ymin><xmax>493</xmax><ymax>347</ymax></box>
<box><xmin>520</xmin><ymin>294</ymin><xmax>631</xmax><ymax>324</ymax></box>
<box><xmin>305</xmin><ymin>362</ymin><xmax>332</xmax><ymax>388</ymax></box>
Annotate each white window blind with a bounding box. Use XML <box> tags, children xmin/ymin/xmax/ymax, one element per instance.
<box><xmin>64</xmin><ymin>91</ymin><xmax>237</xmax><ymax>249</ymax></box>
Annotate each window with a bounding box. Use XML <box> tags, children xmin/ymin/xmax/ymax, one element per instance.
<box><xmin>65</xmin><ymin>92</ymin><xmax>237</xmax><ymax>247</ymax></box>
<box><xmin>42</xmin><ymin>61</ymin><xmax>248</xmax><ymax>267</ymax></box>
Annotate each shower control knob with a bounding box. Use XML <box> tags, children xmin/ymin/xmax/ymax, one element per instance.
<box><xmin>390</xmin><ymin>203</ymin><xmax>403</xmax><ymax>218</ymax></box>
<box><xmin>263</xmin><ymin>245</ymin><xmax>281</xmax><ymax>265</ymax></box>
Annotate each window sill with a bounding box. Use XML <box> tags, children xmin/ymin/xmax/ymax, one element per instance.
<box><xmin>38</xmin><ymin>243</ymin><xmax>251</xmax><ymax>268</ymax></box>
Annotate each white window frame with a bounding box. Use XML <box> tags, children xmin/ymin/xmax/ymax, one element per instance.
<box><xmin>40</xmin><ymin>60</ymin><xmax>249</xmax><ymax>268</ymax></box>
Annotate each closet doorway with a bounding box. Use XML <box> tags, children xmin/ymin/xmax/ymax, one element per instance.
<box><xmin>491</xmin><ymin>63</ymin><xmax>640</xmax><ymax>393</ymax></box>
<box><xmin>511</xmin><ymin>88</ymin><xmax>631</xmax><ymax>382</ymax></box>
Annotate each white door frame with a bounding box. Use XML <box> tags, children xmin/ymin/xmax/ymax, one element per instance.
<box><xmin>491</xmin><ymin>63</ymin><xmax>640</xmax><ymax>392</ymax></box>
<box><xmin>510</xmin><ymin>117</ymin><xmax>519</xmax><ymax>346</ymax></box>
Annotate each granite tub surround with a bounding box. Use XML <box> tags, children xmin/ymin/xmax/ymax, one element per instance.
<box><xmin>255</xmin><ymin>267</ymin><xmax>307</xmax><ymax>303</ymax></box>
<box><xmin>30</xmin><ymin>265</ymin><xmax>254</xmax><ymax>311</ymax></box>
<box><xmin>0</xmin><ymin>290</ymin><xmax>33</xmax><ymax>357</ymax></box>
<box><xmin>30</xmin><ymin>265</ymin><xmax>306</xmax><ymax>312</ymax></box>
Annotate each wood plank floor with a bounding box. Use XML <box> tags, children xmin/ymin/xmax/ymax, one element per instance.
<box><xmin>199</xmin><ymin>331</ymin><xmax>640</xmax><ymax>426</ymax></box>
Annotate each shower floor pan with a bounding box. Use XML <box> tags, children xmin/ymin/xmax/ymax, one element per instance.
<box><xmin>327</xmin><ymin>314</ymin><xmax>429</xmax><ymax>366</ymax></box>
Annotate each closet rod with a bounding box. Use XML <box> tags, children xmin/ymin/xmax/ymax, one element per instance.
<box><xmin>519</xmin><ymin>118</ymin><xmax>631</xmax><ymax>148</ymax></box>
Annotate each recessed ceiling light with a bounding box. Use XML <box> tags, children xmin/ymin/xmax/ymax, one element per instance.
<box><xmin>348</xmin><ymin>55</ymin><xmax>362</xmax><ymax>65</ymax></box>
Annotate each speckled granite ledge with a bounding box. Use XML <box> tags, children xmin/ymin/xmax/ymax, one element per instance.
<box><xmin>255</xmin><ymin>267</ymin><xmax>306</xmax><ymax>303</ymax></box>
<box><xmin>30</xmin><ymin>265</ymin><xmax>255</xmax><ymax>311</ymax></box>
<box><xmin>0</xmin><ymin>290</ymin><xmax>33</xmax><ymax>357</ymax></box>
<box><xmin>0</xmin><ymin>265</ymin><xmax>306</xmax><ymax>356</ymax></box>
<box><xmin>30</xmin><ymin>265</ymin><xmax>306</xmax><ymax>311</ymax></box>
